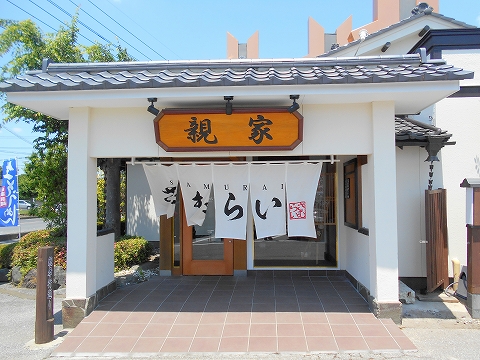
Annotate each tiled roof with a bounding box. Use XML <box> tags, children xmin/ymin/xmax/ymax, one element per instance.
<box><xmin>395</xmin><ymin>117</ymin><xmax>451</xmax><ymax>142</ymax></box>
<box><xmin>320</xmin><ymin>12</ymin><xmax>475</xmax><ymax>58</ymax></box>
<box><xmin>0</xmin><ymin>54</ymin><xmax>473</xmax><ymax>93</ymax></box>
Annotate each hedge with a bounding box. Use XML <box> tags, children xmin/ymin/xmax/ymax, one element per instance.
<box><xmin>8</xmin><ymin>230</ymin><xmax>152</xmax><ymax>281</ymax></box>
<box><xmin>0</xmin><ymin>243</ymin><xmax>17</xmax><ymax>269</ymax></box>
<box><xmin>11</xmin><ymin>229</ymin><xmax>67</xmax><ymax>277</ymax></box>
<box><xmin>114</xmin><ymin>236</ymin><xmax>152</xmax><ymax>272</ymax></box>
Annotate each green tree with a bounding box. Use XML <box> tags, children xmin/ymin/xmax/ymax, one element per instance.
<box><xmin>23</xmin><ymin>144</ymin><xmax>67</xmax><ymax>228</ymax></box>
<box><xmin>1</xmin><ymin>16</ymin><xmax>133</xmax><ymax>233</ymax></box>
<box><xmin>17</xmin><ymin>172</ymin><xmax>37</xmax><ymax>200</ymax></box>
<box><xmin>97</xmin><ymin>170</ymin><xmax>106</xmax><ymax>225</ymax></box>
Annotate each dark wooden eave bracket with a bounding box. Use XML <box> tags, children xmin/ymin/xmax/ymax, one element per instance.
<box><xmin>424</xmin><ymin>135</ymin><xmax>451</xmax><ymax>162</ymax></box>
<box><xmin>395</xmin><ymin>116</ymin><xmax>454</xmax><ymax>161</ymax></box>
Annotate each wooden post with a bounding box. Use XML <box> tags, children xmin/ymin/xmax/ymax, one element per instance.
<box><xmin>460</xmin><ymin>179</ymin><xmax>480</xmax><ymax>318</ymax></box>
<box><xmin>35</xmin><ymin>246</ymin><xmax>54</xmax><ymax>344</ymax></box>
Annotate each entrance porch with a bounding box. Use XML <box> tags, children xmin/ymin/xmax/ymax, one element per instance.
<box><xmin>52</xmin><ymin>274</ymin><xmax>415</xmax><ymax>356</ymax></box>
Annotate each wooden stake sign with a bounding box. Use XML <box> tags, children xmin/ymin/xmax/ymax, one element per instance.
<box><xmin>154</xmin><ymin>108</ymin><xmax>303</xmax><ymax>152</ymax></box>
<box><xmin>35</xmin><ymin>246</ymin><xmax>54</xmax><ymax>344</ymax></box>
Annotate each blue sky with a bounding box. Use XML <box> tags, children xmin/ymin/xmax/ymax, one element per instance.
<box><xmin>1</xmin><ymin>0</ymin><xmax>480</xmax><ymax>172</ymax></box>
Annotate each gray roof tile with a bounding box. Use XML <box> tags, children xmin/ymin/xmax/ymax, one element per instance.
<box><xmin>395</xmin><ymin>117</ymin><xmax>451</xmax><ymax>142</ymax></box>
<box><xmin>0</xmin><ymin>55</ymin><xmax>473</xmax><ymax>93</ymax></box>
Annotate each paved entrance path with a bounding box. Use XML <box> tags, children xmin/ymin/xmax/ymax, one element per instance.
<box><xmin>52</xmin><ymin>275</ymin><xmax>416</xmax><ymax>356</ymax></box>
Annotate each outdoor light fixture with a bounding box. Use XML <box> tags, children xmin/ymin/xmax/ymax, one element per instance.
<box><xmin>147</xmin><ymin>97</ymin><xmax>159</xmax><ymax>116</ymax></box>
<box><xmin>418</xmin><ymin>25</ymin><xmax>430</xmax><ymax>37</ymax></box>
<box><xmin>354</xmin><ymin>29</ymin><xmax>368</xmax><ymax>56</ymax></box>
<box><xmin>224</xmin><ymin>96</ymin><xmax>233</xmax><ymax>115</ymax></box>
<box><xmin>288</xmin><ymin>95</ymin><xmax>300</xmax><ymax>113</ymax></box>
<box><xmin>381</xmin><ymin>42</ymin><xmax>391</xmax><ymax>53</ymax></box>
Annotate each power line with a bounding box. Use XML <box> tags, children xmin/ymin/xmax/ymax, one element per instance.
<box><xmin>106</xmin><ymin>0</ymin><xmax>178</xmax><ymax>59</ymax></box>
<box><xmin>25</xmin><ymin>0</ymin><xmax>95</xmax><ymax>45</ymax></box>
<box><xmin>0</xmin><ymin>136</ymin><xmax>37</xmax><ymax>139</ymax></box>
<box><xmin>0</xmin><ymin>125</ymin><xmax>34</xmax><ymax>145</ymax></box>
<box><xmin>87</xmin><ymin>0</ymin><xmax>167</xmax><ymax>61</ymax></box>
<box><xmin>0</xmin><ymin>150</ymin><xmax>32</xmax><ymax>156</ymax></box>
<box><xmin>48</xmin><ymin>0</ymin><xmax>151</xmax><ymax>60</ymax></box>
<box><xmin>0</xmin><ymin>147</ymin><xmax>33</xmax><ymax>150</ymax></box>
<box><xmin>46</xmin><ymin>0</ymin><xmax>112</xmax><ymax>45</ymax></box>
<box><xmin>66</xmin><ymin>0</ymin><xmax>149</xmax><ymax>61</ymax></box>
<box><xmin>6</xmin><ymin>0</ymin><xmax>57</xmax><ymax>32</ymax></box>
<box><xmin>11</xmin><ymin>0</ymin><xmax>139</xmax><ymax>61</ymax></box>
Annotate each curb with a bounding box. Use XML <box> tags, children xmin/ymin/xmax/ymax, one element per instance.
<box><xmin>0</xmin><ymin>232</ymin><xmax>28</xmax><ymax>242</ymax></box>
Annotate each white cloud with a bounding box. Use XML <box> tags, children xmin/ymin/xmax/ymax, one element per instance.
<box><xmin>13</xmin><ymin>127</ymin><xmax>22</xmax><ymax>133</ymax></box>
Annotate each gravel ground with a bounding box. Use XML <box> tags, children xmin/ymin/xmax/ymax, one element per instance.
<box><xmin>2</xmin><ymin>280</ymin><xmax>480</xmax><ymax>360</ymax></box>
<box><xmin>0</xmin><ymin>283</ymin><xmax>65</xmax><ymax>360</ymax></box>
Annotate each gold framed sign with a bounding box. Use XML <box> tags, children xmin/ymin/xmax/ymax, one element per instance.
<box><xmin>154</xmin><ymin>108</ymin><xmax>303</xmax><ymax>152</ymax></box>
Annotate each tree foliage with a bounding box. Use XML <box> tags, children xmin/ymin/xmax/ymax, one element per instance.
<box><xmin>17</xmin><ymin>173</ymin><xmax>37</xmax><ymax>200</ymax></box>
<box><xmin>23</xmin><ymin>143</ymin><xmax>67</xmax><ymax>229</ymax></box>
<box><xmin>0</xmin><ymin>16</ymin><xmax>133</xmax><ymax>232</ymax></box>
<box><xmin>97</xmin><ymin>170</ymin><xmax>106</xmax><ymax>224</ymax></box>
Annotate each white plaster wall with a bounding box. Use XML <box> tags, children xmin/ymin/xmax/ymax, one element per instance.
<box><xmin>396</xmin><ymin>146</ymin><xmax>431</xmax><ymax>277</ymax></box>
<box><xmin>87</xmin><ymin>104</ymin><xmax>373</xmax><ymax>159</ymax></box>
<box><xmin>96</xmin><ymin>233</ymin><xmax>114</xmax><ymax>289</ymax></box>
<box><xmin>435</xmin><ymin>50</ymin><xmax>480</xmax><ymax>272</ymax></box>
<box><xmin>302</xmin><ymin>104</ymin><xmax>372</xmax><ymax>155</ymax></box>
<box><xmin>89</xmin><ymin>108</ymin><xmax>160</xmax><ymax>157</ymax></box>
<box><xmin>443</xmin><ymin>50</ymin><xmax>480</xmax><ymax>86</ymax></box>
<box><xmin>126</xmin><ymin>164</ymin><xmax>160</xmax><ymax>242</ymax></box>
<box><xmin>338</xmin><ymin>156</ymin><xmax>371</xmax><ymax>290</ymax></box>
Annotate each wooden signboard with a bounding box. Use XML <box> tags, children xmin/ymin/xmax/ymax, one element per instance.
<box><xmin>35</xmin><ymin>246</ymin><xmax>54</xmax><ymax>344</ymax></box>
<box><xmin>154</xmin><ymin>108</ymin><xmax>303</xmax><ymax>152</ymax></box>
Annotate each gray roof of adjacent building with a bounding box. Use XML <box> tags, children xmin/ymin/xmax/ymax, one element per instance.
<box><xmin>0</xmin><ymin>54</ymin><xmax>473</xmax><ymax>93</ymax></box>
<box><xmin>319</xmin><ymin>12</ymin><xmax>476</xmax><ymax>58</ymax></box>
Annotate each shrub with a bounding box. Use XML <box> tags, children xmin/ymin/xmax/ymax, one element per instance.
<box><xmin>114</xmin><ymin>237</ymin><xmax>152</xmax><ymax>272</ymax></box>
<box><xmin>11</xmin><ymin>229</ymin><xmax>67</xmax><ymax>278</ymax></box>
<box><xmin>0</xmin><ymin>243</ymin><xmax>17</xmax><ymax>269</ymax></box>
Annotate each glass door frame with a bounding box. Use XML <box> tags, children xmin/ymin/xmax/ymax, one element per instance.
<box><xmin>180</xmin><ymin>191</ymin><xmax>234</xmax><ymax>275</ymax></box>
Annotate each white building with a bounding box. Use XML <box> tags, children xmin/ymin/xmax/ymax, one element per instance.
<box><xmin>0</xmin><ymin>0</ymin><xmax>476</xmax><ymax>326</ymax></box>
<box><xmin>315</xmin><ymin>1</ymin><xmax>479</xmax><ymax>291</ymax></box>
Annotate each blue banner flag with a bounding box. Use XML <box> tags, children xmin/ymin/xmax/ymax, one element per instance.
<box><xmin>0</xmin><ymin>158</ymin><xmax>19</xmax><ymax>227</ymax></box>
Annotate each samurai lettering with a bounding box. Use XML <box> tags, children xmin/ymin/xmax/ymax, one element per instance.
<box><xmin>224</xmin><ymin>192</ymin><xmax>243</xmax><ymax>220</ymax></box>
<box><xmin>248</xmin><ymin>115</ymin><xmax>273</xmax><ymax>144</ymax></box>
<box><xmin>185</xmin><ymin>117</ymin><xmax>218</xmax><ymax>144</ymax></box>
<box><xmin>224</xmin><ymin>184</ymin><xmax>248</xmax><ymax>191</ymax></box>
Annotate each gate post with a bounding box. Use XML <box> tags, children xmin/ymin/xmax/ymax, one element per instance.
<box><xmin>35</xmin><ymin>246</ymin><xmax>55</xmax><ymax>343</ymax></box>
<box><xmin>460</xmin><ymin>178</ymin><xmax>480</xmax><ymax>318</ymax></box>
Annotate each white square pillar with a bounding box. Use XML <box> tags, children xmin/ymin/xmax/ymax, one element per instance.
<box><xmin>63</xmin><ymin>107</ymin><xmax>98</xmax><ymax>327</ymax></box>
<box><xmin>367</xmin><ymin>101</ymin><xmax>401</xmax><ymax>322</ymax></box>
